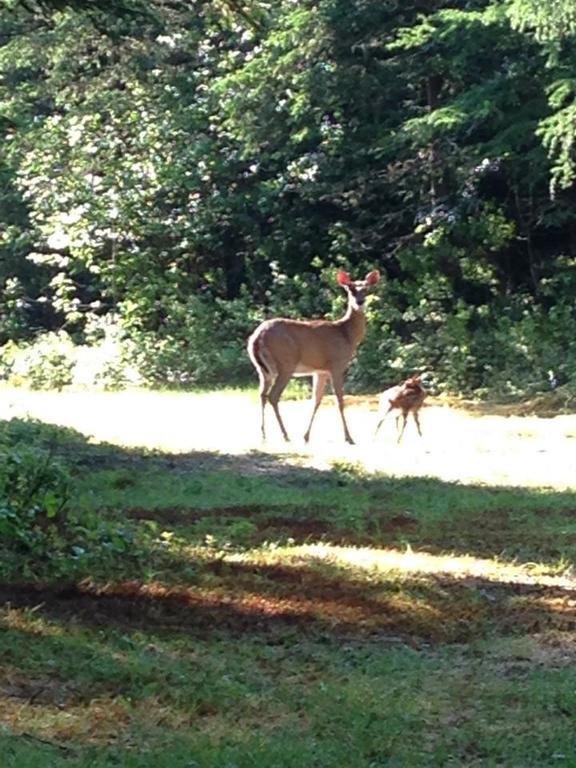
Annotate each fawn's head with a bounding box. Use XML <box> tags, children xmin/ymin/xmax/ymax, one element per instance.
<box><xmin>404</xmin><ymin>375</ymin><xmax>422</xmax><ymax>388</ymax></box>
<box><xmin>337</xmin><ymin>270</ymin><xmax>380</xmax><ymax>310</ymax></box>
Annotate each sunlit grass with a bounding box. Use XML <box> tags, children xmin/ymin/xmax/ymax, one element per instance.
<box><xmin>1</xmin><ymin>385</ymin><xmax>575</xmax><ymax>488</ymax></box>
<box><xmin>2</xmin><ymin>389</ymin><xmax>576</xmax><ymax>765</ymax></box>
<box><xmin>227</xmin><ymin>542</ymin><xmax>576</xmax><ymax>586</ymax></box>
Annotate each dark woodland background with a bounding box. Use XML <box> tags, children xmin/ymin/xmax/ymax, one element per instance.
<box><xmin>2</xmin><ymin>0</ymin><xmax>576</xmax><ymax>397</ymax></box>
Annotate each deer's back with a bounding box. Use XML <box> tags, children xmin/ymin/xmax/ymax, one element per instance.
<box><xmin>250</xmin><ymin>317</ymin><xmax>355</xmax><ymax>373</ymax></box>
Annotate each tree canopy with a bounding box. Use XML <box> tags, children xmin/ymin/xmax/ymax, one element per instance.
<box><xmin>1</xmin><ymin>0</ymin><xmax>576</xmax><ymax>395</ymax></box>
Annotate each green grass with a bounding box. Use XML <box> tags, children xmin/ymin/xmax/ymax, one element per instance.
<box><xmin>2</xmin><ymin>411</ymin><xmax>576</xmax><ymax>766</ymax></box>
<box><xmin>74</xmin><ymin>462</ymin><xmax>576</xmax><ymax>568</ymax></box>
<box><xmin>2</xmin><ymin>616</ymin><xmax>576</xmax><ymax>767</ymax></box>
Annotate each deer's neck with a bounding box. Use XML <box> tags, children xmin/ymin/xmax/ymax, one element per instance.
<box><xmin>338</xmin><ymin>303</ymin><xmax>367</xmax><ymax>348</ymax></box>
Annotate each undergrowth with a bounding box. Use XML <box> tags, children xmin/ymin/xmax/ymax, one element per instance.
<box><xmin>0</xmin><ymin>420</ymin><xmax>157</xmax><ymax>580</ymax></box>
<box><xmin>1</xmin><ymin>414</ymin><xmax>576</xmax><ymax>766</ymax></box>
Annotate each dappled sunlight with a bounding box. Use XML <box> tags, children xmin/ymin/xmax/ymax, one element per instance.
<box><xmin>1</xmin><ymin>607</ymin><xmax>67</xmax><ymax>638</ymax></box>
<box><xmin>230</xmin><ymin>542</ymin><xmax>576</xmax><ymax>590</ymax></box>
<box><xmin>0</xmin><ymin>606</ymin><xmax>215</xmax><ymax>746</ymax></box>
<box><xmin>0</xmin><ymin>687</ymin><xmax>158</xmax><ymax>746</ymax></box>
<box><xmin>1</xmin><ymin>608</ymin><xmax>84</xmax><ymax>653</ymax></box>
<box><xmin>4</xmin><ymin>547</ymin><xmax>576</xmax><ymax>646</ymax></box>
<box><xmin>522</xmin><ymin>595</ymin><xmax>576</xmax><ymax>616</ymax></box>
<box><xmin>2</xmin><ymin>384</ymin><xmax>576</xmax><ymax>751</ymax></box>
<box><xmin>0</xmin><ymin>573</ymin><xmax>473</xmax><ymax>642</ymax></box>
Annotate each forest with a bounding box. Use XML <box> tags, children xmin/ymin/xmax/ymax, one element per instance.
<box><xmin>4</xmin><ymin>4</ymin><xmax>576</xmax><ymax>766</ymax></box>
<box><xmin>1</xmin><ymin>0</ymin><xmax>576</xmax><ymax>396</ymax></box>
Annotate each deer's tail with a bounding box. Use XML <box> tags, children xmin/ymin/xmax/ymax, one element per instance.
<box><xmin>248</xmin><ymin>329</ymin><xmax>278</xmax><ymax>381</ymax></box>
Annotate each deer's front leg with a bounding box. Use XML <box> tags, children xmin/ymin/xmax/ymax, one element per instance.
<box><xmin>331</xmin><ymin>371</ymin><xmax>354</xmax><ymax>445</ymax></box>
<box><xmin>304</xmin><ymin>372</ymin><xmax>329</xmax><ymax>443</ymax></box>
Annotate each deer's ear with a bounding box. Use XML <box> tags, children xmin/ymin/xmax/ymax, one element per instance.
<box><xmin>337</xmin><ymin>270</ymin><xmax>352</xmax><ymax>286</ymax></box>
<box><xmin>365</xmin><ymin>270</ymin><xmax>380</xmax><ymax>285</ymax></box>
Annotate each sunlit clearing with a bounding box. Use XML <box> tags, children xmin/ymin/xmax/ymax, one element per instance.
<box><xmin>229</xmin><ymin>544</ymin><xmax>576</xmax><ymax>589</ymax></box>
<box><xmin>1</xmin><ymin>387</ymin><xmax>576</xmax><ymax>488</ymax></box>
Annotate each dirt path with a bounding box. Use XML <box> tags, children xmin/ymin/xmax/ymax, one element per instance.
<box><xmin>1</xmin><ymin>387</ymin><xmax>575</xmax><ymax>490</ymax></box>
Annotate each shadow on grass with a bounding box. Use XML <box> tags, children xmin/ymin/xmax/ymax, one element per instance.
<box><xmin>2</xmin><ymin>417</ymin><xmax>576</xmax><ymax>646</ymax></box>
<box><xmin>3</xmin><ymin>416</ymin><xmax>576</xmax><ymax>555</ymax></box>
<box><xmin>2</xmin><ymin>564</ymin><xmax>576</xmax><ymax>646</ymax></box>
<box><xmin>2</xmin><ymin>420</ymin><xmax>576</xmax><ymax>766</ymax></box>
<box><xmin>30</xmin><ymin>417</ymin><xmax>574</xmax><ymax>564</ymax></box>
<box><xmin>3</xmin><ymin>416</ymin><xmax>576</xmax><ymax>552</ymax></box>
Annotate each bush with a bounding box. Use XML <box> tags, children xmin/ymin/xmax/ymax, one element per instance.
<box><xmin>0</xmin><ymin>419</ymin><xmax>154</xmax><ymax>579</ymax></box>
<box><xmin>347</xmin><ymin>288</ymin><xmax>576</xmax><ymax>399</ymax></box>
<box><xmin>125</xmin><ymin>293</ymin><xmax>259</xmax><ymax>388</ymax></box>
<box><xmin>0</xmin><ymin>331</ymin><xmax>75</xmax><ymax>390</ymax></box>
<box><xmin>1</xmin><ymin>277</ymin><xmax>575</xmax><ymax>401</ymax></box>
<box><xmin>0</xmin><ymin>322</ymin><xmax>143</xmax><ymax>391</ymax></box>
<box><xmin>0</xmin><ymin>419</ymin><xmax>72</xmax><ymax>552</ymax></box>
<box><xmin>74</xmin><ymin>317</ymin><xmax>143</xmax><ymax>389</ymax></box>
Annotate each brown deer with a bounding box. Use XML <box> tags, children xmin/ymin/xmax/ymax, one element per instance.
<box><xmin>375</xmin><ymin>375</ymin><xmax>427</xmax><ymax>443</ymax></box>
<box><xmin>248</xmin><ymin>269</ymin><xmax>380</xmax><ymax>444</ymax></box>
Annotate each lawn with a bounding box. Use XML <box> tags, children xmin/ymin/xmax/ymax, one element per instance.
<box><xmin>1</xmin><ymin>387</ymin><xmax>576</xmax><ymax>767</ymax></box>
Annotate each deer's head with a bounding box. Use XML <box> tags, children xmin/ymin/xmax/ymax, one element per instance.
<box><xmin>337</xmin><ymin>270</ymin><xmax>380</xmax><ymax>309</ymax></box>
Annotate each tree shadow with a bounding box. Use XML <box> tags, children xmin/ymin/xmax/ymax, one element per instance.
<box><xmin>3</xmin><ymin>416</ymin><xmax>576</xmax><ymax>565</ymax></box>
<box><xmin>0</xmin><ymin>403</ymin><xmax>574</xmax><ymax>644</ymax></box>
<box><xmin>2</xmin><ymin>418</ymin><xmax>576</xmax><ymax>758</ymax></box>
<box><xmin>2</xmin><ymin>561</ymin><xmax>576</xmax><ymax>646</ymax></box>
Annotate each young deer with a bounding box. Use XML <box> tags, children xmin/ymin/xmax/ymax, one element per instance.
<box><xmin>375</xmin><ymin>375</ymin><xmax>427</xmax><ymax>443</ymax></box>
<box><xmin>248</xmin><ymin>270</ymin><xmax>380</xmax><ymax>444</ymax></box>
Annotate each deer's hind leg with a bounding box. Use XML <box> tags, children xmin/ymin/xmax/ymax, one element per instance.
<box><xmin>267</xmin><ymin>369</ymin><xmax>293</xmax><ymax>442</ymax></box>
<box><xmin>256</xmin><ymin>368</ymin><xmax>275</xmax><ymax>440</ymax></box>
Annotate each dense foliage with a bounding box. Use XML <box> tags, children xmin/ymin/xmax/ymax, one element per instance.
<box><xmin>0</xmin><ymin>418</ymin><xmax>152</xmax><ymax>578</ymax></box>
<box><xmin>1</xmin><ymin>0</ymin><xmax>576</xmax><ymax>396</ymax></box>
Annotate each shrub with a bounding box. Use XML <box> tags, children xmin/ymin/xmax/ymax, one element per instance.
<box><xmin>0</xmin><ymin>420</ymin><xmax>72</xmax><ymax>552</ymax></box>
<box><xmin>0</xmin><ymin>322</ymin><xmax>143</xmax><ymax>391</ymax></box>
<box><xmin>0</xmin><ymin>331</ymin><xmax>75</xmax><ymax>390</ymax></box>
<box><xmin>125</xmin><ymin>293</ymin><xmax>259</xmax><ymax>388</ymax></box>
<box><xmin>1</xmin><ymin>278</ymin><xmax>575</xmax><ymax>400</ymax></box>
<box><xmin>0</xmin><ymin>419</ymin><xmax>154</xmax><ymax>579</ymax></box>
<box><xmin>74</xmin><ymin>317</ymin><xmax>143</xmax><ymax>389</ymax></box>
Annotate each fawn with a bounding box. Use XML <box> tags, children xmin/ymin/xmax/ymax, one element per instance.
<box><xmin>375</xmin><ymin>375</ymin><xmax>427</xmax><ymax>443</ymax></box>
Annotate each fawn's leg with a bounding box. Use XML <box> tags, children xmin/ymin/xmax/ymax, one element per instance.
<box><xmin>413</xmin><ymin>409</ymin><xmax>423</xmax><ymax>437</ymax></box>
<box><xmin>397</xmin><ymin>411</ymin><xmax>408</xmax><ymax>443</ymax></box>
<box><xmin>375</xmin><ymin>405</ymin><xmax>393</xmax><ymax>436</ymax></box>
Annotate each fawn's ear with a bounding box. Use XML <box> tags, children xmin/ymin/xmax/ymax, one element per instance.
<box><xmin>337</xmin><ymin>270</ymin><xmax>352</xmax><ymax>286</ymax></box>
<box><xmin>365</xmin><ymin>270</ymin><xmax>380</xmax><ymax>285</ymax></box>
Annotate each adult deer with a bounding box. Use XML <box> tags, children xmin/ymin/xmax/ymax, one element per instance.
<box><xmin>248</xmin><ymin>269</ymin><xmax>380</xmax><ymax>444</ymax></box>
